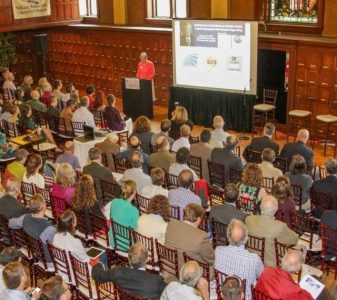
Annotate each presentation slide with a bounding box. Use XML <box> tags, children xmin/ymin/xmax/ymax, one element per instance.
<box><xmin>173</xmin><ymin>20</ymin><xmax>258</xmax><ymax>95</ymax></box>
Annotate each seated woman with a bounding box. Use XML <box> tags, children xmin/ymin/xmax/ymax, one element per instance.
<box><xmin>19</xmin><ymin>104</ymin><xmax>62</xmax><ymax>152</ymax></box>
<box><xmin>131</xmin><ymin>116</ymin><xmax>153</xmax><ymax>155</ymax></box>
<box><xmin>169</xmin><ymin>106</ymin><xmax>194</xmax><ymax>139</ymax></box>
<box><xmin>109</xmin><ymin>180</ymin><xmax>139</xmax><ymax>250</ymax></box>
<box><xmin>238</xmin><ymin>163</ymin><xmax>267</xmax><ymax>212</ymax></box>
<box><xmin>51</xmin><ymin>163</ymin><xmax>76</xmax><ymax>218</ymax></box>
<box><xmin>41</xmin><ymin>82</ymin><xmax>53</xmax><ymax>106</ymax></box>
<box><xmin>22</xmin><ymin>153</ymin><xmax>45</xmax><ymax>189</ymax></box>
<box><xmin>285</xmin><ymin>154</ymin><xmax>313</xmax><ymax>212</ymax></box>
<box><xmin>71</xmin><ymin>174</ymin><xmax>105</xmax><ymax>234</ymax></box>
<box><xmin>90</xmin><ymin>90</ymin><xmax>106</xmax><ymax>113</ymax></box>
<box><xmin>7</xmin><ymin>104</ymin><xmax>20</xmax><ymax>124</ymax></box>
<box><xmin>272</xmin><ymin>180</ymin><xmax>296</xmax><ymax>227</ymax></box>
<box><xmin>2</xmin><ymin>72</ymin><xmax>16</xmax><ymax>100</ymax></box>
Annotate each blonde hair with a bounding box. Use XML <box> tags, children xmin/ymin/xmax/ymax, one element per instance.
<box><xmin>55</xmin><ymin>163</ymin><xmax>76</xmax><ymax>188</ymax></box>
<box><xmin>38</xmin><ymin>77</ymin><xmax>48</xmax><ymax>87</ymax></box>
<box><xmin>180</xmin><ymin>124</ymin><xmax>191</xmax><ymax>137</ymax></box>
<box><xmin>172</xmin><ymin>106</ymin><xmax>188</xmax><ymax>123</ymax></box>
<box><xmin>121</xmin><ymin>180</ymin><xmax>137</xmax><ymax>199</ymax></box>
<box><xmin>213</xmin><ymin>115</ymin><xmax>225</xmax><ymax>129</ymax></box>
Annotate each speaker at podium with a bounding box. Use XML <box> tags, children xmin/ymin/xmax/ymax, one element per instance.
<box><xmin>122</xmin><ymin>78</ymin><xmax>154</xmax><ymax>120</ymax></box>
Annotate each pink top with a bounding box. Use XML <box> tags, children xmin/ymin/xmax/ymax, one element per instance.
<box><xmin>51</xmin><ymin>183</ymin><xmax>75</xmax><ymax>217</ymax></box>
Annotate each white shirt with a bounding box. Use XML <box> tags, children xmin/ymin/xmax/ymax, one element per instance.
<box><xmin>172</xmin><ymin>137</ymin><xmax>190</xmax><ymax>152</ymax></box>
<box><xmin>121</xmin><ymin>168</ymin><xmax>152</xmax><ymax>194</ymax></box>
<box><xmin>168</xmin><ymin>163</ymin><xmax>199</xmax><ymax>181</ymax></box>
<box><xmin>141</xmin><ymin>184</ymin><xmax>168</xmax><ymax>199</ymax></box>
<box><xmin>72</xmin><ymin>106</ymin><xmax>95</xmax><ymax>128</ymax></box>
<box><xmin>23</xmin><ymin>172</ymin><xmax>45</xmax><ymax>189</ymax></box>
<box><xmin>160</xmin><ymin>282</ymin><xmax>202</xmax><ymax>300</ymax></box>
<box><xmin>210</xmin><ymin>128</ymin><xmax>229</xmax><ymax>149</ymax></box>
<box><xmin>137</xmin><ymin>213</ymin><xmax>168</xmax><ymax>246</ymax></box>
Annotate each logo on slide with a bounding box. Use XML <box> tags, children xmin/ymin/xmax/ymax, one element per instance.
<box><xmin>207</xmin><ymin>57</ymin><xmax>217</xmax><ymax>68</ymax></box>
<box><xmin>183</xmin><ymin>54</ymin><xmax>199</xmax><ymax>67</ymax></box>
<box><xmin>227</xmin><ymin>56</ymin><xmax>242</xmax><ymax>71</ymax></box>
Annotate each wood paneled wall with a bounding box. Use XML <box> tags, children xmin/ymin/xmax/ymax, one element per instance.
<box><xmin>0</xmin><ymin>0</ymin><xmax>80</xmax><ymax>32</ymax></box>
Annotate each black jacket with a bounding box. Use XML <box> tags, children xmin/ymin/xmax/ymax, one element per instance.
<box><xmin>209</xmin><ymin>202</ymin><xmax>246</xmax><ymax>225</ymax></box>
<box><xmin>92</xmin><ymin>264</ymin><xmax>167</xmax><ymax>300</ymax></box>
<box><xmin>280</xmin><ymin>141</ymin><xmax>313</xmax><ymax>170</ymax></box>
<box><xmin>243</xmin><ymin>136</ymin><xmax>279</xmax><ymax>160</ymax></box>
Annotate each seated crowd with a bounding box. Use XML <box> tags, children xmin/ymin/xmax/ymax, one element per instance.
<box><xmin>0</xmin><ymin>72</ymin><xmax>335</xmax><ymax>300</ymax></box>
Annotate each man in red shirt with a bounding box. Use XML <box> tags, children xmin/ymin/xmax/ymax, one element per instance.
<box><xmin>255</xmin><ymin>249</ymin><xmax>313</xmax><ymax>300</ymax></box>
<box><xmin>136</xmin><ymin>52</ymin><xmax>156</xmax><ymax>100</ymax></box>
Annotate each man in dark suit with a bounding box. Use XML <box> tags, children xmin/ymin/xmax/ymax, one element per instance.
<box><xmin>243</xmin><ymin>123</ymin><xmax>279</xmax><ymax>161</ymax></box>
<box><xmin>211</xmin><ymin>134</ymin><xmax>243</xmax><ymax>184</ymax></box>
<box><xmin>312</xmin><ymin>157</ymin><xmax>337</xmax><ymax>194</ymax></box>
<box><xmin>280</xmin><ymin>129</ymin><xmax>313</xmax><ymax>170</ymax></box>
<box><xmin>0</xmin><ymin>178</ymin><xmax>28</xmax><ymax>219</ymax></box>
<box><xmin>83</xmin><ymin>147</ymin><xmax>118</xmax><ymax>205</ymax></box>
<box><xmin>92</xmin><ymin>243</ymin><xmax>166</xmax><ymax>300</ymax></box>
<box><xmin>209</xmin><ymin>183</ymin><xmax>246</xmax><ymax>225</ymax></box>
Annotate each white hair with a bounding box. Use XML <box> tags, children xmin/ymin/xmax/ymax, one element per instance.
<box><xmin>260</xmin><ymin>195</ymin><xmax>278</xmax><ymax>217</ymax></box>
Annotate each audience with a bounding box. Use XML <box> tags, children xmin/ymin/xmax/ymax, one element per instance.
<box><xmin>285</xmin><ymin>154</ymin><xmax>313</xmax><ymax>212</ymax></box>
<box><xmin>45</xmin><ymin>96</ymin><xmax>60</xmax><ymax>131</ymax></box>
<box><xmin>90</xmin><ymin>89</ymin><xmax>105</xmax><ymax>113</ymax></box>
<box><xmin>21</xmin><ymin>75</ymin><xmax>33</xmax><ymax>101</ymax></box>
<box><xmin>165</xmin><ymin>203</ymin><xmax>214</xmax><ymax>269</ymax></box>
<box><xmin>72</xmin><ymin>96</ymin><xmax>96</xmax><ymax>131</ymax></box>
<box><xmin>255</xmin><ymin>250</ymin><xmax>313</xmax><ymax>299</ymax></box>
<box><xmin>104</xmin><ymin>94</ymin><xmax>127</xmax><ymax>131</ymax></box>
<box><xmin>169</xmin><ymin>105</ymin><xmax>194</xmax><ymax>139</ymax></box>
<box><xmin>312</xmin><ymin>156</ymin><xmax>337</xmax><ymax>194</ymax></box>
<box><xmin>40</xmin><ymin>275</ymin><xmax>72</xmax><ymax>300</ymax></box>
<box><xmin>190</xmin><ymin>129</ymin><xmax>212</xmax><ymax>181</ymax></box>
<box><xmin>221</xmin><ymin>275</ymin><xmax>244</xmax><ymax>300</ymax></box>
<box><xmin>141</xmin><ymin>167</ymin><xmax>168</xmax><ymax>198</ymax></box>
<box><xmin>210</xmin><ymin>115</ymin><xmax>229</xmax><ymax>148</ymax></box>
<box><xmin>40</xmin><ymin>82</ymin><xmax>52</xmax><ymax>106</ymax></box>
<box><xmin>85</xmin><ymin>84</ymin><xmax>95</xmax><ymax>106</ymax></box>
<box><xmin>160</xmin><ymin>261</ymin><xmax>209</xmax><ymax>300</ymax></box>
<box><xmin>109</xmin><ymin>180</ymin><xmax>139</xmax><ymax>250</ymax></box>
<box><xmin>211</xmin><ymin>134</ymin><xmax>243</xmax><ymax>184</ymax></box>
<box><xmin>7</xmin><ymin>104</ymin><xmax>20</xmax><ymax>123</ymax></box>
<box><xmin>36</xmin><ymin>77</ymin><xmax>49</xmax><ymax>97</ymax></box>
<box><xmin>0</xmin><ymin>247</ymin><xmax>22</xmax><ymax>291</ymax></box>
<box><xmin>131</xmin><ymin>115</ymin><xmax>154</xmax><ymax>155</ymax></box>
<box><xmin>23</xmin><ymin>153</ymin><xmax>45</xmax><ymax>189</ymax></box>
<box><xmin>92</xmin><ymin>242</ymin><xmax>166</xmax><ymax>299</ymax></box>
<box><xmin>151</xmin><ymin>119</ymin><xmax>174</xmax><ymax>146</ymax></box>
<box><xmin>27</xmin><ymin>89</ymin><xmax>47</xmax><ymax>112</ymax></box>
<box><xmin>214</xmin><ymin>219</ymin><xmax>264</xmax><ymax>300</ymax></box>
<box><xmin>62</xmin><ymin>83</ymin><xmax>77</xmax><ymax>107</ymax></box>
<box><xmin>172</xmin><ymin>124</ymin><xmax>191</xmax><ymax>152</ymax></box>
<box><xmin>245</xmin><ymin>195</ymin><xmax>298</xmax><ymax>267</ymax></box>
<box><xmin>52</xmin><ymin>79</ymin><xmax>65</xmax><ymax>104</ymax></box>
<box><xmin>121</xmin><ymin>151</ymin><xmax>151</xmax><ymax>194</ymax></box>
<box><xmin>2</xmin><ymin>72</ymin><xmax>16</xmax><ymax>101</ymax></box>
<box><xmin>95</xmin><ymin>132</ymin><xmax>120</xmax><ymax>171</ymax></box>
<box><xmin>280</xmin><ymin>129</ymin><xmax>313</xmax><ymax>170</ymax></box>
<box><xmin>0</xmin><ymin>178</ymin><xmax>28</xmax><ymax>219</ymax></box>
<box><xmin>60</xmin><ymin>99</ymin><xmax>76</xmax><ymax>133</ymax></box>
<box><xmin>51</xmin><ymin>163</ymin><xmax>76</xmax><ymax>218</ymax></box>
<box><xmin>168</xmin><ymin>170</ymin><xmax>201</xmax><ymax>219</ymax></box>
<box><xmin>5</xmin><ymin>148</ymin><xmax>28</xmax><ymax>182</ymax></box>
<box><xmin>258</xmin><ymin>148</ymin><xmax>283</xmax><ymax>181</ymax></box>
<box><xmin>169</xmin><ymin>147</ymin><xmax>199</xmax><ymax>181</ymax></box>
<box><xmin>149</xmin><ymin>136</ymin><xmax>176</xmax><ymax>172</ymax></box>
<box><xmin>55</xmin><ymin>141</ymin><xmax>80</xmax><ymax>171</ymax></box>
<box><xmin>209</xmin><ymin>183</ymin><xmax>246</xmax><ymax>225</ymax></box>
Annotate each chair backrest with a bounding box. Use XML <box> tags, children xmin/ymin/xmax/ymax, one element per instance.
<box><xmin>236</xmin><ymin>195</ymin><xmax>257</xmax><ymax>215</ymax></box>
<box><xmin>183</xmin><ymin>252</ymin><xmax>211</xmax><ymax>283</ymax></box>
<box><xmin>47</xmin><ymin>243</ymin><xmax>73</xmax><ymax>284</ymax></box>
<box><xmin>100</xmin><ymin>179</ymin><xmax>119</xmax><ymax>206</ymax></box>
<box><xmin>207</xmin><ymin>160</ymin><xmax>226</xmax><ymax>188</ymax></box>
<box><xmin>117</xmin><ymin>130</ymin><xmax>129</xmax><ymax>147</ymax></box>
<box><xmin>310</xmin><ymin>189</ymin><xmax>334</xmax><ymax>217</ymax></box>
<box><xmin>261</xmin><ymin>177</ymin><xmax>274</xmax><ymax>193</ymax></box>
<box><xmin>96</xmin><ymin>281</ymin><xmax>115</xmax><ymax>300</ymax></box>
<box><xmin>214</xmin><ymin>269</ymin><xmax>246</xmax><ymax>300</ymax></box>
<box><xmin>3</xmin><ymin>121</ymin><xmax>19</xmax><ymax>138</ymax></box>
<box><xmin>274</xmin><ymin>239</ymin><xmax>296</xmax><ymax>267</ymax></box>
<box><xmin>50</xmin><ymin>195</ymin><xmax>68</xmax><ymax>220</ymax></box>
<box><xmin>251</xmin><ymin>285</ymin><xmax>278</xmax><ymax>300</ymax></box>
<box><xmin>10</xmin><ymin>228</ymin><xmax>29</xmax><ymax>254</ymax></box>
<box><xmin>208</xmin><ymin>185</ymin><xmax>225</xmax><ymax>207</ymax></box>
<box><xmin>73</xmin><ymin>209</ymin><xmax>91</xmax><ymax>240</ymax></box>
<box><xmin>321</xmin><ymin>223</ymin><xmax>337</xmax><ymax>260</ymax></box>
<box><xmin>244</xmin><ymin>149</ymin><xmax>262</xmax><ymax>164</ymax></box>
<box><xmin>69</xmin><ymin>252</ymin><xmax>95</xmax><ymax>299</ymax></box>
<box><xmin>234</xmin><ymin>145</ymin><xmax>241</xmax><ymax>157</ymax></box>
<box><xmin>114</xmin><ymin>283</ymin><xmax>150</xmax><ymax>300</ymax></box>
<box><xmin>319</xmin><ymin>166</ymin><xmax>327</xmax><ymax>180</ymax></box>
<box><xmin>58</xmin><ymin>117</ymin><xmax>74</xmax><ymax>137</ymax></box>
<box><xmin>155</xmin><ymin>240</ymin><xmax>179</xmax><ymax>279</ymax></box>
<box><xmin>113</xmin><ymin>155</ymin><xmax>131</xmax><ymax>174</ymax></box>
<box><xmin>263</xmin><ymin>88</ymin><xmax>278</xmax><ymax>105</ymax></box>
<box><xmin>111</xmin><ymin>220</ymin><xmax>132</xmax><ymax>253</ymax></box>
<box><xmin>135</xmin><ymin>194</ymin><xmax>151</xmax><ymax>214</ymax></box>
<box><xmin>165</xmin><ymin>173</ymin><xmax>180</xmax><ymax>190</ymax></box>
<box><xmin>211</xmin><ymin>218</ymin><xmax>228</xmax><ymax>248</ymax></box>
<box><xmin>246</xmin><ymin>234</ymin><xmax>265</xmax><ymax>263</ymax></box>
<box><xmin>291</xmin><ymin>184</ymin><xmax>303</xmax><ymax>210</ymax></box>
<box><xmin>273</xmin><ymin>157</ymin><xmax>287</xmax><ymax>173</ymax></box>
<box><xmin>169</xmin><ymin>205</ymin><xmax>180</xmax><ymax>220</ymax></box>
<box><xmin>93</xmin><ymin>110</ymin><xmax>105</xmax><ymax>128</ymax></box>
<box><xmin>21</xmin><ymin>182</ymin><xmax>36</xmax><ymax>206</ymax></box>
<box><xmin>47</xmin><ymin>115</ymin><xmax>59</xmax><ymax>133</ymax></box>
<box><xmin>132</xmin><ymin>231</ymin><xmax>156</xmax><ymax>270</ymax></box>
<box><xmin>189</xmin><ymin>136</ymin><xmax>200</xmax><ymax>144</ymax></box>
<box><xmin>71</xmin><ymin>121</ymin><xmax>85</xmax><ymax>136</ymax></box>
<box><xmin>101</xmin><ymin>152</ymin><xmax>108</xmax><ymax>168</ymax></box>
<box><xmin>26</xmin><ymin>234</ymin><xmax>48</xmax><ymax>268</ymax></box>
<box><xmin>89</xmin><ymin>212</ymin><xmax>110</xmax><ymax>246</ymax></box>
<box><xmin>0</xmin><ymin>215</ymin><xmax>11</xmax><ymax>245</ymax></box>
<box><xmin>229</xmin><ymin>168</ymin><xmax>242</xmax><ymax>185</ymax></box>
<box><xmin>188</xmin><ymin>155</ymin><xmax>202</xmax><ymax>178</ymax></box>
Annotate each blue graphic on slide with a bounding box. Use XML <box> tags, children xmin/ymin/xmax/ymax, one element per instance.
<box><xmin>183</xmin><ymin>54</ymin><xmax>199</xmax><ymax>67</ymax></box>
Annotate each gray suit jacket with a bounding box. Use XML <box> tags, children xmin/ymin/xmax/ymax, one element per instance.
<box><xmin>209</xmin><ymin>203</ymin><xmax>246</xmax><ymax>225</ymax></box>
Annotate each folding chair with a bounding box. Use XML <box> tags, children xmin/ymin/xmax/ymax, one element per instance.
<box><xmin>210</xmin><ymin>219</ymin><xmax>228</xmax><ymax>248</ymax></box>
<box><xmin>310</xmin><ymin>189</ymin><xmax>334</xmax><ymax>218</ymax></box>
<box><xmin>261</xmin><ymin>177</ymin><xmax>274</xmax><ymax>193</ymax></box>
<box><xmin>135</xmin><ymin>194</ymin><xmax>151</xmax><ymax>214</ymax></box>
<box><xmin>21</xmin><ymin>182</ymin><xmax>36</xmax><ymax>206</ymax></box>
<box><xmin>229</xmin><ymin>168</ymin><xmax>242</xmax><ymax>185</ymax></box>
<box><xmin>71</xmin><ymin>121</ymin><xmax>85</xmax><ymax>136</ymax></box>
<box><xmin>114</xmin><ymin>283</ymin><xmax>149</xmax><ymax>300</ymax></box>
<box><xmin>188</xmin><ymin>155</ymin><xmax>202</xmax><ymax>178</ymax></box>
<box><xmin>273</xmin><ymin>157</ymin><xmax>287</xmax><ymax>173</ymax></box>
<box><xmin>244</xmin><ymin>149</ymin><xmax>262</xmax><ymax>164</ymax></box>
<box><xmin>246</xmin><ymin>234</ymin><xmax>265</xmax><ymax>263</ymax></box>
<box><xmin>96</xmin><ymin>281</ymin><xmax>115</xmax><ymax>300</ymax></box>
<box><xmin>320</xmin><ymin>223</ymin><xmax>337</xmax><ymax>279</ymax></box>
<box><xmin>189</xmin><ymin>136</ymin><xmax>200</xmax><ymax>144</ymax></box>
<box><xmin>155</xmin><ymin>240</ymin><xmax>179</xmax><ymax>279</ymax></box>
<box><xmin>208</xmin><ymin>185</ymin><xmax>225</xmax><ymax>207</ymax></box>
<box><xmin>132</xmin><ymin>231</ymin><xmax>157</xmax><ymax>272</ymax></box>
<box><xmin>100</xmin><ymin>179</ymin><xmax>120</xmax><ymax>206</ymax></box>
<box><xmin>291</xmin><ymin>184</ymin><xmax>303</xmax><ymax>210</ymax></box>
<box><xmin>169</xmin><ymin>205</ymin><xmax>180</xmax><ymax>220</ymax></box>
<box><xmin>207</xmin><ymin>160</ymin><xmax>226</xmax><ymax>188</ymax></box>
<box><xmin>111</xmin><ymin>220</ymin><xmax>133</xmax><ymax>264</ymax></box>
<box><xmin>50</xmin><ymin>195</ymin><xmax>69</xmax><ymax>220</ymax></box>
<box><xmin>0</xmin><ymin>215</ymin><xmax>12</xmax><ymax>246</ymax></box>
<box><xmin>113</xmin><ymin>155</ymin><xmax>131</xmax><ymax>174</ymax></box>
<box><xmin>165</xmin><ymin>173</ymin><xmax>180</xmax><ymax>190</ymax></box>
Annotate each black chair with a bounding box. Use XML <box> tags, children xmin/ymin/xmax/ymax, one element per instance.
<box><xmin>207</xmin><ymin>160</ymin><xmax>226</xmax><ymax>188</ymax></box>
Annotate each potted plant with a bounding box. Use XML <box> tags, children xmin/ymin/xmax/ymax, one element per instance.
<box><xmin>0</xmin><ymin>32</ymin><xmax>16</xmax><ymax>69</ymax></box>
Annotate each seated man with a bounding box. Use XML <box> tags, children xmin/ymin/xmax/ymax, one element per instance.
<box><xmin>116</xmin><ymin>135</ymin><xmax>149</xmax><ymax>174</ymax></box>
<box><xmin>83</xmin><ymin>147</ymin><xmax>117</xmax><ymax>205</ymax></box>
<box><xmin>214</xmin><ymin>219</ymin><xmax>264</xmax><ymax>300</ymax></box>
<box><xmin>221</xmin><ymin>275</ymin><xmax>244</xmax><ymax>300</ymax></box>
<box><xmin>312</xmin><ymin>157</ymin><xmax>337</xmax><ymax>194</ymax></box>
<box><xmin>169</xmin><ymin>147</ymin><xmax>199</xmax><ymax>181</ymax></box>
<box><xmin>95</xmin><ymin>132</ymin><xmax>120</xmax><ymax>172</ymax></box>
<box><xmin>160</xmin><ymin>261</ymin><xmax>209</xmax><ymax>300</ymax></box>
<box><xmin>258</xmin><ymin>148</ymin><xmax>283</xmax><ymax>182</ymax></box>
<box><xmin>5</xmin><ymin>149</ymin><xmax>29</xmax><ymax>182</ymax></box>
<box><xmin>151</xmin><ymin>119</ymin><xmax>174</xmax><ymax>146</ymax></box>
<box><xmin>280</xmin><ymin>129</ymin><xmax>313</xmax><ymax>170</ymax></box>
<box><xmin>243</xmin><ymin>123</ymin><xmax>279</xmax><ymax>161</ymax></box>
<box><xmin>41</xmin><ymin>275</ymin><xmax>72</xmax><ymax>300</ymax></box>
<box><xmin>149</xmin><ymin>136</ymin><xmax>176</xmax><ymax>172</ymax></box>
<box><xmin>0</xmin><ymin>178</ymin><xmax>28</xmax><ymax>219</ymax></box>
<box><xmin>168</xmin><ymin>170</ymin><xmax>201</xmax><ymax>219</ymax></box>
<box><xmin>121</xmin><ymin>151</ymin><xmax>151</xmax><ymax>194</ymax></box>
<box><xmin>71</xmin><ymin>96</ymin><xmax>95</xmax><ymax>131</ymax></box>
<box><xmin>211</xmin><ymin>135</ymin><xmax>243</xmax><ymax>184</ymax></box>
<box><xmin>245</xmin><ymin>195</ymin><xmax>298</xmax><ymax>267</ymax></box>
<box><xmin>210</xmin><ymin>115</ymin><xmax>229</xmax><ymax>149</ymax></box>
<box><xmin>9</xmin><ymin>193</ymin><xmax>56</xmax><ymax>264</ymax></box>
<box><xmin>60</xmin><ymin>99</ymin><xmax>76</xmax><ymax>133</ymax></box>
<box><xmin>172</xmin><ymin>124</ymin><xmax>191</xmax><ymax>152</ymax></box>
<box><xmin>209</xmin><ymin>183</ymin><xmax>246</xmax><ymax>225</ymax></box>
<box><xmin>255</xmin><ymin>250</ymin><xmax>313</xmax><ymax>299</ymax></box>
<box><xmin>55</xmin><ymin>141</ymin><xmax>80</xmax><ymax>171</ymax></box>
<box><xmin>26</xmin><ymin>89</ymin><xmax>47</xmax><ymax>112</ymax></box>
<box><xmin>92</xmin><ymin>242</ymin><xmax>166</xmax><ymax>299</ymax></box>
<box><xmin>165</xmin><ymin>204</ymin><xmax>214</xmax><ymax>268</ymax></box>
<box><xmin>141</xmin><ymin>167</ymin><xmax>168</xmax><ymax>198</ymax></box>
<box><xmin>0</xmin><ymin>247</ymin><xmax>23</xmax><ymax>291</ymax></box>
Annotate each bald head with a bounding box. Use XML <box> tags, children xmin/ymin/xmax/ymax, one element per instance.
<box><xmin>227</xmin><ymin>219</ymin><xmax>248</xmax><ymax>247</ymax></box>
<box><xmin>129</xmin><ymin>136</ymin><xmax>140</xmax><ymax>149</ymax></box>
<box><xmin>260</xmin><ymin>195</ymin><xmax>278</xmax><ymax>217</ymax></box>
<box><xmin>64</xmin><ymin>141</ymin><xmax>74</xmax><ymax>153</ymax></box>
<box><xmin>282</xmin><ymin>250</ymin><xmax>304</xmax><ymax>274</ymax></box>
<box><xmin>297</xmin><ymin>129</ymin><xmax>309</xmax><ymax>143</ymax></box>
<box><xmin>156</xmin><ymin>136</ymin><xmax>170</xmax><ymax>151</ymax></box>
<box><xmin>180</xmin><ymin>261</ymin><xmax>203</xmax><ymax>287</ymax></box>
<box><xmin>178</xmin><ymin>169</ymin><xmax>194</xmax><ymax>189</ymax></box>
<box><xmin>30</xmin><ymin>90</ymin><xmax>40</xmax><ymax>100</ymax></box>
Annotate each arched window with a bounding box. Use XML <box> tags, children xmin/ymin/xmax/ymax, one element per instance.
<box><xmin>79</xmin><ymin>0</ymin><xmax>98</xmax><ymax>16</ymax></box>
